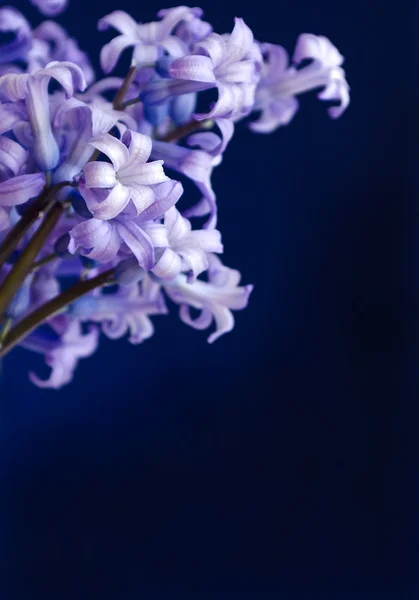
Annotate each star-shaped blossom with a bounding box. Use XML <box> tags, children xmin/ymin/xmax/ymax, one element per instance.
<box><xmin>164</xmin><ymin>254</ymin><xmax>253</xmax><ymax>343</ymax></box>
<box><xmin>0</xmin><ymin>61</ymin><xmax>86</xmax><ymax>170</ymax></box>
<box><xmin>165</xmin><ymin>17</ymin><xmax>262</xmax><ymax>120</ymax></box>
<box><xmin>152</xmin><ymin>207</ymin><xmax>223</xmax><ymax>282</ymax></box>
<box><xmin>250</xmin><ymin>34</ymin><xmax>350</xmax><ymax>133</ymax></box>
<box><xmin>69</xmin><ymin>179</ymin><xmax>183</xmax><ymax>266</ymax></box>
<box><xmin>80</xmin><ymin>130</ymin><xmax>171</xmax><ymax>221</ymax></box>
<box><xmin>98</xmin><ymin>7</ymin><xmax>200</xmax><ymax>73</ymax></box>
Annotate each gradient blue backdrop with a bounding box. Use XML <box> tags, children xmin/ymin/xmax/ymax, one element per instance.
<box><xmin>0</xmin><ymin>0</ymin><xmax>416</xmax><ymax>598</ymax></box>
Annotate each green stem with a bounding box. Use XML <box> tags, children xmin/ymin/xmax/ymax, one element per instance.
<box><xmin>0</xmin><ymin>268</ymin><xmax>115</xmax><ymax>358</ymax></box>
<box><xmin>0</xmin><ymin>181</ymin><xmax>70</xmax><ymax>269</ymax></box>
<box><xmin>0</xmin><ymin>202</ymin><xmax>64</xmax><ymax>322</ymax></box>
<box><xmin>30</xmin><ymin>252</ymin><xmax>59</xmax><ymax>272</ymax></box>
<box><xmin>113</xmin><ymin>65</ymin><xmax>137</xmax><ymax>110</ymax></box>
<box><xmin>159</xmin><ymin>118</ymin><xmax>214</xmax><ymax>143</ymax></box>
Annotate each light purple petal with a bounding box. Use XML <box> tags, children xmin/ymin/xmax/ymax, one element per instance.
<box><xmin>0</xmin><ymin>137</ymin><xmax>27</xmax><ymax>175</ymax></box>
<box><xmin>152</xmin><ymin>247</ymin><xmax>182</xmax><ymax>280</ymax></box>
<box><xmin>225</xmin><ymin>18</ymin><xmax>254</xmax><ymax>63</ymax></box>
<box><xmin>122</xmin><ymin>130</ymin><xmax>152</xmax><ymax>165</ymax></box>
<box><xmin>90</xmin><ymin>133</ymin><xmax>129</xmax><ymax>171</ymax></box>
<box><xmin>128</xmin><ymin>183</ymin><xmax>155</xmax><ymax>215</ymax></box>
<box><xmin>0</xmin><ymin>173</ymin><xmax>45</xmax><ymax>206</ymax></box>
<box><xmin>100</xmin><ymin>35</ymin><xmax>137</xmax><ymax>74</ymax></box>
<box><xmin>137</xmin><ymin>179</ymin><xmax>183</xmax><ymax>222</ymax></box>
<box><xmin>169</xmin><ymin>55</ymin><xmax>216</xmax><ymax>83</ymax></box>
<box><xmin>98</xmin><ymin>10</ymin><xmax>139</xmax><ymax>37</ymax></box>
<box><xmin>196</xmin><ymin>33</ymin><xmax>226</xmax><ymax>68</ymax></box>
<box><xmin>90</xmin><ymin>182</ymin><xmax>131</xmax><ymax>220</ymax></box>
<box><xmin>116</xmin><ymin>221</ymin><xmax>154</xmax><ymax>269</ymax></box>
<box><xmin>83</xmin><ymin>162</ymin><xmax>117</xmax><ymax>188</ymax></box>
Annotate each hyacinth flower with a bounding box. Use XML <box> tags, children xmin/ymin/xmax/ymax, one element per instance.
<box><xmin>141</xmin><ymin>17</ymin><xmax>263</xmax><ymax>121</ymax></box>
<box><xmin>98</xmin><ymin>7</ymin><xmax>201</xmax><ymax>73</ymax></box>
<box><xmin>0</xmin><ymin>2</ymin><xmax>350</xmax><ymax>388</ymax></box>
<box><xmin>0</xmin><ymin>61</ymin><xmax>86</xmax><ymax>171</ymax></box>
<box><xmin>250</xmin><ymin>34</ymin><xmax>350</xmax><ymax>133</ymax></box>
<box><xmin>79</xmin><ymin>130</ymin><xmax>170</xmax><ymax>220</ymax></box>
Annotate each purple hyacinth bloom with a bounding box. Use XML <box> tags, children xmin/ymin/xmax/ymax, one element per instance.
<box><xmin>0</xmin><ymin>61</ymin><xmax>86</xmax><ymax>171</ymax></box>
<box><xmin>164</xmin><ymin>254</ymin><xmax>253</xmax><ymax>343</ymax></box>
<box><xmin>0</xmin><ymin>7</ymin><xmax>31</xmax><ymax>64</ymax></box>
<box><xmin>152</xmin><ymin>207</ymin><xmax>223</xmax><ymax>281</ymax></box>
<box><xmin>98</xmin><ymin>7</ymin><xmax>200</xmax><ymax>73</ymax></box>
<box><xmin>80</xmin><ymin>130</ymin><xmax>170</xmax><ymax>220</ymax></box>
<box><xmin>70</xmin><ymin>276</ymin><xmax>167</xmax><ymax>344</ymax></box>
<box><xmin>250</xmin><ymin>34</ymin><xmax>350</xmax><ymax>133</ymax></box>
<box><xmin>69</xmin><ymin>179</ymin><xmax>183</xmax><ymax>265</ymax></box>
<box><xmin>52</xmin><ymin>96</ymin><xmax>136</xmax><ymax>183</ymax></box>
<box><xmin>165</xmin><ymin>17</ymin><xmax>262</xmax><ymax>120</ymax></box>
<box><xmin>29</xmin><ymin>0</ymin><xmax>68</xmax><ymax>17</ymax></box>
<box><xmin>29</xmin><ymin>319</ymin><xmax>99</xmax><ymax>389</ymax></box>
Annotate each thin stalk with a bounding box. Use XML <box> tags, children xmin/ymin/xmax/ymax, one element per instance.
<box><xmin>0</xmin><ymin>181</ymin><xmax>70</xmax><ymax>268</ymax></box>
<box><xmin>113</xmin><ymin>65</ymin><xmax>137</xmax><ymax>110</ymax></box>
<box><xmin>0</xmin><ymin>202</ymin><xmax>64</xmax><ymax>322</ymax></box>
<box><xmin>30</xmin><ymin>252</ymin><xmax>59</xmax><ymax>272</ymax></box>
<box><xmin>159</xmin><ymin>118</ymin><xmax>214</xmax><ymax>143</ymax></box>
<box><xmin>0</xmin><ymin>269</ymin><xmax>115</xmax><ymax>357</ymax></box>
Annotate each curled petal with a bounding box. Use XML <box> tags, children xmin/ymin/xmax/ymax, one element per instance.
<box><xmin>90</xmin><ymin>182</ymin><xmax>131</xmax><ymax>220</ymax></box>
<box><xmin>137</xmin><ymin>179</ymin><xmax>183</xmax><ymax>222</ymax></box>
<box><xmin>116</xmin><ymin>221</ymin><xmax>154</xmax><ymax>269</ymax></box>
<box><xmin>100</xmin><ymin>36</ymin><xmax>137</xmax><ymax>74</ymax></box>
<box><xmin>122</xmin><ymin>130</ymin><xmax>152</xmax><ymax>165</ymax></box>
<box><xmin>169</xmin><ymin>55</ymin><xmax>216</xmax><ymax>83</ymax></box>
<box><xmin>98</xmin><ymin>10</ymin><xmax>139</xmax><ymax>36</ymax></box>
<box><xmin>0</xmin><ymin>137</ymin><xmax>27</xmax><ymax>176</ymax></box>
<box><xmin>83</xmin><ymin>162</ymin><xmax>117</xmax><ymax>188</ymax></box>
<box><xmin>0</xmin><ymin>173</ymin><xmax>45</xmax><ymax>206</ymax></box>
<box><xmin>226</xmin><ymin>18</ymin><xmax>254</xmax><ymax>63</ymax></box>
<box><xmin>196</xmin><ymin>33</ymin><xmax>226</xmax><ymax>68</ymax></box>
<box><xmin>152</xmin><ymin>247</ymin><xmax>183</xmax><ymax>280</ymax></box>
<box><xmin>89</xmin><ymin>133</ymin><xmax>129</xmax><ymax>171</ymax></box>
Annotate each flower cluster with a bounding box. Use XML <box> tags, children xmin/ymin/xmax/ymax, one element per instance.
<box><xmin>0</xmin><ymin>1</ymin><xmax>350</xmax><ymax>388</ymax></box>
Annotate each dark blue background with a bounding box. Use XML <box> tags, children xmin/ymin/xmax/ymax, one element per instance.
<box><xmin>0</xmin><ymin>0</ymin><xmax>416</xmax><ymax>597</ymax></box>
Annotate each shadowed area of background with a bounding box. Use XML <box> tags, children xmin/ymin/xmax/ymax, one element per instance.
<box><xmin>0</xmin><ymin>0</ymin><xmax>417</xmax><ymax>598</ymax></box>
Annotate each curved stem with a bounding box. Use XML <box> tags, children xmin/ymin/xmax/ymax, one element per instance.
<box><xmin>0</xmin><ymin>268</ymin><xmax>115</xmax><ymax>358</ymax></box>
<box><xmin>159</xmin><ymin>118</ymin><xmax>214</xmax><ymax>143</ymax></box>
<box><xmin>0</xmin><ymin>181</ymin><xmax>70</xmax><ymax>269</ymax></box>
<box><xmin>0</xmin><ymin>202</ymin><xmax>64</xmax><ymax>322</ymax></box>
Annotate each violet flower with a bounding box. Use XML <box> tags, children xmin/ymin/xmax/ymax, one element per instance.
<box><xmin>0</xmin><ymin>61</ymin><xmax>86</xmax><ymax>171</ymax></box>
<box><xmin>80</xmin><ymin>130</ymin><xmax>170</xmax><ymax>220</ymax></box>
<box><xmin>164</xmin><ymin>254</ymin><xmax>253</xmax><ymax>343</ymax></box>
<box><xmin>0</xmin><ymin>172</ymin><xmax>45</xmax><ymax>231</ymax></box>
<box><xmin>152</xmin><ymin>207</ymin><xmax>223</xmax><ymax>281</ymax></box>
<box><xmin>98</xmin><ymin>7</ymin><xmax>200</xmax><ymax>73</ymax></box>
<box><xmin>142</xmin><ymin>18</ymin><xmax>262</xmax><ymax>121</ymax></box>
<box><xmin>68</xmin><ymin>179</ymin><xmax>183</xmax><ymax>266</ymax></box>
<box><xmin>250</xmin><ymin>34</ymin><xmax>350</xmax><ymax>133</ymax></box>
